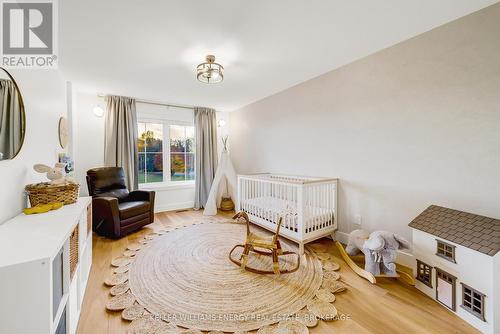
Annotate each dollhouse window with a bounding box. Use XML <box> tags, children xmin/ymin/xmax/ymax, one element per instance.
<box><xmin>436</xmin><ymin>240</ymin><xmax>456</xmax><ymax>263</ymax></box>
<box><xmin>416</xmin><ymin>260</ymin><xmax>433</xmax><ymax>288</ymax></box>
<box><xmin>461</xmin><ymin>283</ymin><xmax>486</xmax><ymax>321</ymax></box>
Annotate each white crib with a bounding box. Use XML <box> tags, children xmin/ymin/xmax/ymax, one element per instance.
<box><xmin>237</xmin><ymin>174</ymin><xmax>338</xmax><ymax>254</ymax></box>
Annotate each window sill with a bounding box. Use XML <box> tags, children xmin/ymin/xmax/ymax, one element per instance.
<box><xmin>139</xmin><ymin>181</ymin><xmax>195</xmax><ymax>191</ymax></box>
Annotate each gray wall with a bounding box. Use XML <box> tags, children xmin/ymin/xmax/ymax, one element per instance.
<box><xmin>229</xmin><ymin>4</ymin><xmax>500</xmax><ymax>239</ymax></box>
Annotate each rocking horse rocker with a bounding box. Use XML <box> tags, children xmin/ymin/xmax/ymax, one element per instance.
<box><xmin>229</xmin><ymin>212</ymin><xmax>300</xmax><ymax>275</ymax></box>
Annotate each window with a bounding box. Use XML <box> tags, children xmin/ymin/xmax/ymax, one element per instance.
<box><xmin>461</xmin><ymin>283</ymin><xmax>486</xmax><ymax>321</ymax></box>
<box><xmin>169</xmin><ymin>125</ymin><xmax>195</xmax><ymax>181</ymax></box>
<box><xmin>436</xmin><ymin>240</ymin><xmax>456</xmax><ymax>263</ymax></box>
<box><xmin>416</xmin><ymin>260</ymin><xmax>433</xmax><ymax>288</ymax></box>
<box><xmin>137</xmin><ymin>122</ymin><xmax>195</xmax><ymax>185</ymax></box>
<box><xmin>138</xmin><ymin>122</ymin><xmax>164</xmax><ymax>184</ymax></box>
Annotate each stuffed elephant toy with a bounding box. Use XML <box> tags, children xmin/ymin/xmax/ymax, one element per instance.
<box><xmin>345</xmin><ymin>229</ymin><xmax>410</xmax><ymax>276</ymax></box>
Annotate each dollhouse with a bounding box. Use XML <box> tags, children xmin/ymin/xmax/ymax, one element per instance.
<box><xmin>409</xmin><ymin>205</ymin><xmax>500</xmax><ymax>334</ymax></box>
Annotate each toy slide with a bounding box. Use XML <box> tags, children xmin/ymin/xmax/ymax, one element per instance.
<box><xmin>335</xmin><ymin>241</ymin><xmax>415</xmax><ymax>285</ymax></box>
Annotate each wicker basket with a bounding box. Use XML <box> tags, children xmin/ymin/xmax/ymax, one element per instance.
<box><xmin>26</xmin><ymin>182</ymin><xmax>80</xmax><ymax>206</ymax></box>
<box><xmin>220</xmin><ymin>197</ymin><xmax>234</xmax><ymax>211</ymax></box>
<box><xmin>69</xmin><ymin>224</ymin><xmax>79</xmax><ymax>280</ymax></box>
<box><xmin>86</xmin><ymin>204</ymin><xmax>92</xmax><ymax>235</ymax></box>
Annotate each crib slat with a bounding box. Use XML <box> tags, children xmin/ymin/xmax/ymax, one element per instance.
<box><xmin>308</xmin><ymin>185</ymin><xmax>313</xmax><ymax>232</ymax></box>
<box><xmin>324</xmin><ymin>184</ymin><xmax>327</xmax><ymax>227</ymax></box>
<box><xmin>319</xmin><ymin>185</ymin><xmax>323</xmax><ymax>229</ymax></box>
<box><xmin>258</xmin><ymin>181</ymin><xmax>262</xmax><ymax>219</ymax></box>
<box><xmin>290</xmin><ymin>184</ymin><xmax>293</xmax><ymax>231</ymax></box>
<box><xmin>255</xmin><ymin>179</ymin><xmax>258</xmax><ymax>218</ymax></box>
<box><xmin>318</xmin><ymin>184</ymin><xmax>322</xmax><ymax>229</ymax></box>
<box><xmin>326</xmin><ymin>184</ymin><xmax>330</xmax><ymax>227</ymax></box>
<box><xmin>260</xmin><ymin>180</ymin><xmax>263</xmax><ymax>219</ymax></box>
<box><xmin>288</xmin><ymin>184</ymin><xmax>292</xmax><ymax>231</ymax></box>
<box><xmin>244</xmin><ymin>179</ymin><xmax>248</xmax><ymax>212</ymax></box>
<box><xmin>244</xmin><ymin>178</ymin><xmax>247</xmax><ymax>213</ymax></box>
<box><xmin>305</xmin><ymin>186</ymin><xmax>309</xmax><ymax>233</ymax></box>
<box><xmin>240</xmin><ymin>178</ymin><xmax>244</xmax><ymax>212</ymax></box>
<box><xmin>322</xmin><ymin>185</ymin><xmax>325</xmax><ymax>228</ymax></box>
<box><xmin>309</xmin><ymin>185</ymin><xmax>312</xmax><ymax>231</ymax></box>
<box><xmin>279</xmin><ymin>183</ymin><xmax>285</xmax><ymax>229</ymax></box>
<box><xmin>245</xmin><ymin>178</ymin><xmax>248</xmax><ymax>212</ymax></box>
<box><xmin>265</xmin><ymin>182</ymin><xmax>268</xmax><ymax>221</ymax></box>
<box><xmin>324</xmin><ymin>184</ymin><xmax>328</xmax><ymax>228</ymax></box>
<box><xmin>312</xmin><ymin>185</ymin><xmax>316</xmax><ymax>231</ymax></box>
<box><xmin>328</xmin><ymin>184</ymin><xmax>331</xmax><ymax>226</ymax></box>
<box><xmin>244</xmin><ymin>178</ymin><xmax>247</xmax><ymax>212</ymax></box>
<box><xmin>314</xmin><ymin>186</ymin><xmax>319</xmax><ymax>231</ymax></box>
<box><xmin>251</xmin><ymin>179</ymin><xmax>255</xmax><ymax>216</ymax></box>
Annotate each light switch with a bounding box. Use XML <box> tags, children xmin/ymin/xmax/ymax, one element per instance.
<box><xmin>354</xmin><ymin>214</ymin><xmax>362</xmax><ymax>226</ymax></box>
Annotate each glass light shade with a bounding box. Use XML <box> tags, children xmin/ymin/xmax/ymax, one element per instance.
<box><xmin>196</xmin><ymin>55</ymin><xmax>224</xmax><ymax>84</ymax></box>
<box><xmin>93</xmin><ymin>105</ymin><xmax>104</xmax><ymax>117</ymax></box>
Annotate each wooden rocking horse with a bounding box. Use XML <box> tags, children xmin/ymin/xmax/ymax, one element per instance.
<box><xmin>229</xmin><ymin>212</ymin><xmax>300</xmax><ymax>275</ymax></box>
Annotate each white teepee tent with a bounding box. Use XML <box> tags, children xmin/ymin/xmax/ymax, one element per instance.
<box><xmin>203</xmin><ymin>147</ymin><xmax>237</xmax><ymax>216</ymax></box>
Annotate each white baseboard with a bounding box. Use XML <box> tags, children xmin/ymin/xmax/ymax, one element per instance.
<box><xmin>334</xmin><ymin>231</ymin><xmax>350</xmax><ymax>245</ymax></box>
<box><xmin>155</xmin><ymin>201</ymin><xmax>194</xmax><ymax>213</ymax></box>
<box><xmin>333</xmin><ymin>231</ymin><xmax>414</xmax><ymax>268</ymax></box>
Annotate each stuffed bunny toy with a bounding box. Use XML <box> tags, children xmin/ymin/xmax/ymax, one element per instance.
<box><xmin>33</xmin><ymin>163</ymin><xmax>75</xmax><ymax>185</ymax></box>
<box><xmin>345</xmin><ymin>229</ymin><xmax>410</xmax><ymax>276</ymax></box>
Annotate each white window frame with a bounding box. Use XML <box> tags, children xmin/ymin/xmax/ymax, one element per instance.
<box><xmin>137</xmin><ymin>117</ymin><xmax>195</xmax><ymax>190</ymax></box>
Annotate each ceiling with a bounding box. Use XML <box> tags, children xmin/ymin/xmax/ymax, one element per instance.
<box><xmin>60</xmin><ymin>0</ymin><xmax>498</xmax><ymax>111</ymax></box>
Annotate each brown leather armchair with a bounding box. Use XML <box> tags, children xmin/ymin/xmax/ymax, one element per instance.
<box><xmin>86</xmin><ymin>167</ymin><xmax>155</xmax><ymax>238</ymax></box>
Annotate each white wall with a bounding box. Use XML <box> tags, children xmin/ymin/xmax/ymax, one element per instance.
<box><xmin>72</xmin><ymin>91</ymin><xmax>105</xmax><ymax>195</ymax></box>
<box><xmin>0</xmin><ymin>70</ymin><xmax>68</xmax><ymax>224</ymax></box>
<box><xmin>229</xmin><ymin>4</ymin><xmax>500</xmax><ymax>241</ymax></box>
<box><xmin>145</xmin><ymin>183</ymin><xmax>195</xmax><ymax>213</ymax></box>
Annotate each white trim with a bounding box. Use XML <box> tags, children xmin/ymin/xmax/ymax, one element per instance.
<box><xmin>334</xmin><ymin>231</ymin><xmax>350</xmax><ymax>244</ymax></box>
<box><xmin>155</xmin><ymin>201</ymin><xmax>194</xmax><ymax>213</ymax></box>
<box><xmin>138</xmin><ymin>116</ymin><xmax>194</xmax><ymax>126</ymax></box>
<box><xmin>139</xmin><ymin>181</ymin><xmax>194</xmax><ymax>191</ymax></box>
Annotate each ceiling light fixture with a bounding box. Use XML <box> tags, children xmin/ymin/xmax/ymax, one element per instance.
<box><xmin>196</xmin><ymin>55</ymin><xmax>224</xmax><ymax>84</ymax></box>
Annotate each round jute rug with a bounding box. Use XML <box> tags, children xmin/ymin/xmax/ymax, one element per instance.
<box><xmin>127</xmin><ymin>222</ymin><xmax>323</xmax><ymax>332</ymax></box>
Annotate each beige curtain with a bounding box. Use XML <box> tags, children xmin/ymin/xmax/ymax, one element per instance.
<box><xmin>104</xmin><ymin>95</ymin><xmax>138</xmax><ymax>190</ymax></box>
<box><xmin>194</xmin><ymin>107</ymin><xmax>218</xmax><ymax>209</ymax></box>
<box><xmin>0</xmin><ymin>79</ymin><xmax>22</xmax><ymax>160</ymax></box>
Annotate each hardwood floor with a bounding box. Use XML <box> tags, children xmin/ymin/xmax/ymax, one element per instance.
<box><xmin>77</xmin><ymin>210</ymin><xmax>478</xmax><ymax>334</ymax></box>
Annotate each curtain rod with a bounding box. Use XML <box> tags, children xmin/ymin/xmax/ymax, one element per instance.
<box><xmin>97</xmin><ymin>94</ymin><xmax>195</xmax><ymax>110</ymax></box>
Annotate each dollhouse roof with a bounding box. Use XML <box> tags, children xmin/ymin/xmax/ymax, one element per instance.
<box><xmin>409</xmin><ymin>205</ymin><xmax>500</xmax><ymax>256</ymax></box>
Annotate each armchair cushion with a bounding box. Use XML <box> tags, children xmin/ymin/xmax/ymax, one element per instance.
<box><xmin>118</xmin><ymin>201</ymin><xmax>150</xmax><ymax>220</ymax></box>
<box><xmin>98</xmin><ymin>189</ymin><xmax>129</xmax><ymax>201</ymax></box>
<box><xmin>127</xmin><ymin>190</ymin><xmax>155</xmax><ymax>202</ymax></box>
<box><xmin>86</xmin><ymin>167</ymin><xmax>129</xmax><ymax>202</ymax></box>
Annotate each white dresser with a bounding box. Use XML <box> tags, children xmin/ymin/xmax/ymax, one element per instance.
<box><xmin>0</xmin><ymin>197</ymin><xmax>92</xmax><ymax>334</ymax></box>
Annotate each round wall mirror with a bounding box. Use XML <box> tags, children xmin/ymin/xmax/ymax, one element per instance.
<box><xmin>0</xmin><ymin>67</ymin><xmax>26</xmax><ymax>161</ymax></box>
